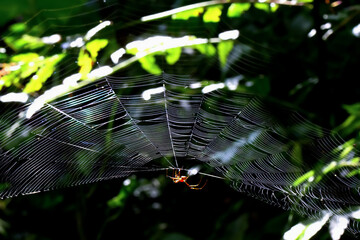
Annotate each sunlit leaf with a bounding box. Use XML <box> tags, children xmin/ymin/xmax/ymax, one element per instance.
<box><xmin>11</xmin><ymin>53</ymin><xmax>39</xmax><ymax>63</ymax></box>
<box><xmin>138</xmin><ymin>55</ymin><xmax>162</xmax><ymax>75</ymax></box>
<box><xmin>227</xmin><ymin>3</ymin><xmax>251</xmax><ymax>18</ymax></box>
<box><xmin>23</xmin><ymin>54</ymin><xmax>65</xmax><ymax>93</ymax></box>
<box><xmin>20</xmin><ymin>35</ymin><xmax>45</xmax><ymax>49</ymax></box>
<box><xmin>20</xmin><ymin>63</ymin><xmax>39</xmax><ymax>79</ymax></box>
<box><xmin>343</xmin><ymin>103</ymin><xmax>360</xmax><ymax>115</ymax></box>
<box><xmin>203</xmin><ymin>5</ymin><xmax>223</xmax><ymax>23</ymax></box>
<box><xmin>126</xmin><ymin>47</ymin><xmax>138</xmax><ymax>55</ymax></box>
<box><xmin>271</xmin><ymin>4</ymin><xmax>279</xmax><ymax>12</ymax></box>
<box><xmin>1</xmin><ymin>53</ymin><xmax>66</xmax><ymax>92</ymax></box>
<box><xmin>336</xmin><ymin>103</ymin><xmax>360</xmax><ymax>136</ymax></box>
<box><xmin>78</xmin><ymin>49</ymin><xmax>93</xmax><ymax>79</ymax></box>
<box><xmin>254</xmin><ymin>3</ymin><xmax>270</xmax><ymax>12</ymax></box>
<box><xmin>9</xmin><ymin>23</ymin><xmax>26</xmax><ymax>33</ymax></box>
<box><xmin>1</xmin><ymin>74</ymin><xmax>18</xmax><ymax>89</ymax></box>
<box><xmin>172</xmin><ymin>8</ymin><xmax>204</xmax><ymax>20</ymax></box>
<box><xmin>1</xmin><ymin>53</ymin><xmax>40</xmax><ymax>90</ymax></box>
<box><xmin>23</xmin><ymin>75</ymin><xmax>42</xmax><ymax>93</ymax></box>
<box><xmin>321</xmin><ymin>161</ymin><xmax>337</xmax><ymax>175</ymax></box>
<box><xmin>79</xmin><ymin>38</ymin><xmax>109</xmax><ymax>79</ymax></box>
<box><xmin>108</xmin><ymin>189</ymin><xmax>128</xmax><ymax>208</ymax></box>
<box><xmin>108</xmin><ymin>178</ymin><xmax>136</xmax><ymax>208</ymax></box>
<box><xmin>254</xmin><ymin>3</ymin><xmax>278</xmax><ymax>12</ymax></box>
<box><xmin>347</xmin><ymin>169</ymin><xmax>360</xmax><ymax>177</ymax></box>
<box><xmin>218</xmin><ymin>41</ymin><xmax>234</xmax><ymax>68</ymax></box>
<box><xmin>283</xmin><ymin>213</ymin><xmax>330</xmax><ymax>240</ymax></box>
<box><xmin>346</xmin><ymin>158</ymin><xmax>360</xmax><ymax>177</ymax></box>
<box><xmin>340</xmin><ymin>145</ymin><xmax>354</xmax><ymax>159</ymax></box>
<box><xmin>192</xmin><ymin>43</ymin><xmax>216</xmax><ymax>56</ymax></box>
<box><xmin>86</xmin><ymin>39</ymin><xmax>108</xmax><ymax>60</ymax></box>
<box><xmin>5</xmin><ymin>35</ymin><xmax>45</xmax><ymax>51</ymax></box>
<box><xmin>18</xmin><ymin>58</ymin><xmax>43</xmax><ymax>79</ymax></box>
<box><xmin>293</xmin><ymin>170</ymin><xmax>314</xmax><ymax>187</ymax></box>
<box><xmin>165</xmin><ymin>47</ymin><xmax>181</xmax><ymax>65</ymax></box>
<box><xmin>329</xmin><ymin>216</ymin><xmax>349</xmax><ymax>240</ymax></box>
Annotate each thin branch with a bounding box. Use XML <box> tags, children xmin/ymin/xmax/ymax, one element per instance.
<box><xmin>141</xmin><ymin>0</ymin><xmax>308</xmax><ymax>22</ymax></box>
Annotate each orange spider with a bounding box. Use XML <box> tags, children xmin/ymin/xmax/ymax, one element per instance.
<box><xmin>166</xmin><ymin>168</ymin><xmax>207</xmax><ymax>190</ymax></box>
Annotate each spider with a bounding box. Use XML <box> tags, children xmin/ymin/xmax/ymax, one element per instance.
<box><xmin>166</xmin><ymin>168</ymin><xmax>207</xmax><ymax>190</ymax></box>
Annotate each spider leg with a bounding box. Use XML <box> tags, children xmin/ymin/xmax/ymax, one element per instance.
<box><xmin>186</xmin><ymin>179</ymin><xmax>208</xmax><ymax>190</ymax></box>
<box><xmin>186</xmin><ymin>176</ymin><xmax>203</xmax><ymax>187</ymax></box>
<box><xmin>166</xmin><ymin>169</ymin><xmax>177</xmax><ymax>182</ymax></box>
<box><xmin>185</xmin><ymin>177</ymin><xmax>207</xmax><ymax>190</ymax></box>
<box><xmin>175</xmin><ymin>168</ymin><xmax>181</xmax><ymax>177</ymax></box>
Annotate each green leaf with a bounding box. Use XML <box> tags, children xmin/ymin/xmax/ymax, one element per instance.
<box><xmin>108</xmin><ymin>189</ymin><xmax>128</xmax><ymax>208</ymax></box>
<box><xmin>1</xmin><ymin>53</ymin><xmax>40</xmax><ymax>90</ymax></box>
<box><xmin>165</xmin><ymin>47</ymin><xmax>181</xmax><ymax>65</ymax></box>
<box><xmin>203</xmin><ymin>5</ymin><xmax>223</xmax><ymax>23</ymax></box>
<box><xmin>321</xmin><ymin>161</ymin><xmax>337</xmax><ymax>175</ymax></box>
<box><xmin>23</xmin><ymin>75</ymin><xmax>42</xmax><ymax>93</ymax></box>
<box><xmin>254</xmin><ymin>3</ymin><xmax>278</xmax><ymax>12</ymax></box>
<box><xmin>192</xmin><ymin>43</ymin><xmax>216</xmax><ymax>56</ymax></box>
<box><xmin>340</xmin><ymin>145</ymin><xmax>354</xmax><ymax>159</ymax></box>
<box><xmin>126</xmin><ymin>47</ymin><xmax>138</xmax><ymax>55</ymax></box>
<box><xmin>20</xmin><ymin>62</ymin><xmax>40</xmax><ymax>79</ymax></box>
<box><xmin>293</xmin><ymin>170</ymin><xmax>314</xmax><ymax>187</ymax></box>
<box><xmin>11</xmin><ymin>53</ymin><xmax>39</xmax><ymax>63</ymax></box>
<box><xmin>21</xmin><ymin>35</ymin><xmax>45</xmax><ymax>49</ymax></box>
<box><xmin>227</xmin><ymin>3</ymin><xmax>251</xmax><ymax>18</ymax></box>
<box><xmin>0</xmin><ymin>53</ymin><xmax>6</xmax><ymax>60</ymax></box>
<box><xmin>336</xmin><ymin>103</ymin><xmax>360</xmax><ymax>136</ymax></box>
<box><xmin>9</xmin><ymin>23</ymin><xmax>26</xmax><ymax>33</ymax></box>
<box><xmin>1</xmin><ymin>74</ymin><xmax>18</xmax><ymax>90</ymax></box>
<box><xmin>85</xmin><ymin>39</ymin><xmax>108</xmax><ymax>60</ymax></box>
<box><xmin>271</xmin><ymin>4</ymin><xmax>279</xmax><ymax>12</ymax></box>
<box><xmin>2</xmin><ymin>53</ymin><xmax>65</xmax><ymax>92</ymax></box>
<box><xmin>254</xmin><ymin>3</ymin><xmax>270</xmax><ymax>12</ymax></box>
<box><xmin>78</xmin><ymin>49</ymin><xmax>93</xmax><ymax>79</ymax></box>
<box><xmin>23</xmin><ymin>54</ymin><xmax>65</xmax><ymax>93</ymax></box>
<box><xmin>344</xmin><ymin>103</ymin><xmax>360</xmax><ymax>115</ymax></box>
<box><xmin>138</xmin><ymin>55</ymin><xmax>162</xmax><ymax>75</ymax></box>
<box><xmin>218</xmin><ymin>41</ymin><xmax>234</xmax><ymax>68</ymax></box>
<box><xmin>172</xmin><ymin>8</ymin><xmax>204</xmax><ymax>20</ymax></box>
<box><xmin>347</xmin><ymin>159</ymin><xmax>360</xmax><ymax>177</ymax></box>
<box><xmin>5</xmin><ymin>35</ymin><xmax>45</xmax><ymax>51</ymax></box>
<box><xmin>108</xmin><ymin>178</ymin><xmax>136</xmax><ymax>208</ymax></box>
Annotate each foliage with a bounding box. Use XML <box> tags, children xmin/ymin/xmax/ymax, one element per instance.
<box><xmin>1</xmin><ymin>0</ymin><xmax>360</xmax><ymax>240</ymax></box>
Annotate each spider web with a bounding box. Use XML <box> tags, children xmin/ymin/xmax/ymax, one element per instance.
<box><xmin>1</xmin><ymin>0</ymin><xmax>360</xmax><ymax>236</ymax></box>
<box><xmin>2</xmin><ymin>73</ymin><xmax>360</xmax><ymax>232</ymax></box>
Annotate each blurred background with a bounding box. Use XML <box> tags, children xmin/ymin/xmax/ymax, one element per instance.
<box><xmin>1</xmin><ymin>0</ymin><xmax>360</xmax><ymax>239</ymax></box>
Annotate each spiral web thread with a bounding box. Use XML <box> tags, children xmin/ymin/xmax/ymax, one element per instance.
<box><xmin>1</xmin><ymin>73</ymin><xmax>360</xmax><ymax>233</ymax></box>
